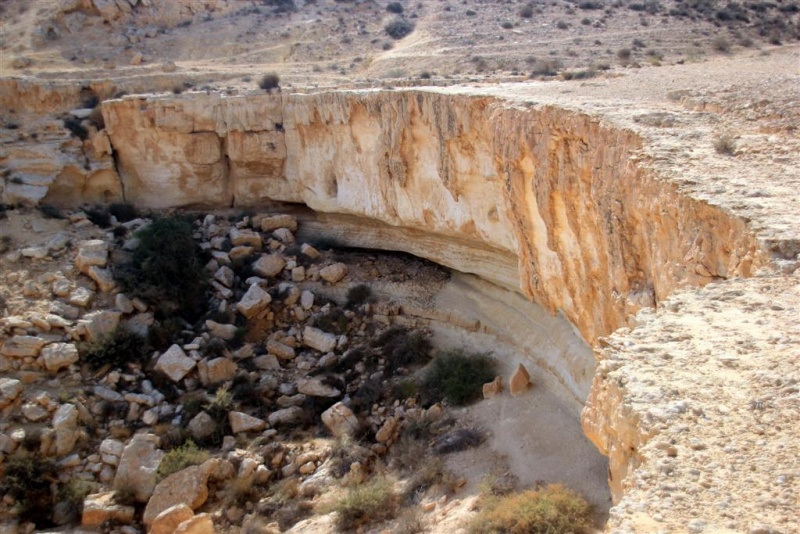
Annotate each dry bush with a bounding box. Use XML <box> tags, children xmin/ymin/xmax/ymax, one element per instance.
<box><xmin>333</xmin><ymin>476</ymin><xmax>398</xmax><ymax>530</ymax></box>
<box><xmin>469</xmin><ymin>484</ymin><xmax>594</xmax><ymax>534</ymax></box>
<box><xmin>156</xmin><ymin>440</ymin><xmax>210</xmax><ymax>482</ymax></box>
<box><xmin>714</xmin><ymin>132</ymin><xmax>737</xmax><ymax>155</ymax></box>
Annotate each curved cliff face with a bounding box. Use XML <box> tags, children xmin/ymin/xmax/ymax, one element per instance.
<box><xmin>104</xmin><ymin>90</ymin><xmax>763</xmax><ymax>345</ymax></box>
<box><xmin>102</xmin><ymin>89</ymin><xmax>769</xmax><ymax>517</ymax></box>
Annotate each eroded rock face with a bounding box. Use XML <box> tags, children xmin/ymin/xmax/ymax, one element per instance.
<box><xmin>103</xmin><ymin>91</ymin><xmax>764</xmax><ymax>346</ymax></box>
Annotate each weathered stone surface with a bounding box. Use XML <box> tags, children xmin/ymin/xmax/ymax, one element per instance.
<box><xmin>375</xmin><ymin>416</ymin><xmax>397</xmax><ymax>443</ymax></box>
<box><xmin>509</xmin><ymin>364</ymin><xmax>531</xmax><ymax>396</ymax></box>
<box><xmin>268</xmin><ymin>406</ymin><xmax>305</xmax><ymax>426</ymax></box>
<box><xmin>82</xmin><ymin>310</ymin><xmax>122</xmax><ymax>342</ymax></box>
<box><xmin>113</xmin><ymin>434</ymin><xmax>164</xmax><ymax>503</ymax></box>
<box><xmin>252</xmin><ymin>254</ymin><xmax>285</xmax><ymax>278</ymax></box>
<box><xmin>75</xmin><ymin>240</ymin><xmax>108</xmax><ymax>274</ymax></box>
<box><xmin>258</xmin><ymin>214</ymin><xmax>297</xmax><ymax>232</ymax></box>
<box><xmin>483</xmin><ymin>376</ymin><xmax>503</xmax><ymax>399</ymax></box>
<box><xmin>297</xmin><ymin>377</ymin><xmax>340</xmax><ymax>398</ymax></box>
<box><xmin>69</xmin><ymin>286</ymin><xmax>95</xmax><ymax>307</ymax></box>
<box><xmin>203</xmin><ymin>357</ymin><xmax>237</xmax><ymax>385</ymax></box>
<box><xmin>214</xmin><ymin>265</ymin><xmax>235</xmax><ymax>288</ymax></box>
<box><xmin>229</xmin><ymin>228</ymin><xmax>262</xmax><ymax>249</ymax></box>
<box><xmin>175</xmin><ymin>513</ymin><xmax>215</xmax><ymax>534</ymax></box>
<box><xmin>82</xmin><ymin>491</ymin><xmax>135</xmax><ymax>527</ymax></box>
<box><xmin>155</xmin><ymin>344</ymin><xmax>196</xmax><ymax>382</ymax></box>
<box><xmin>253</xmin><ymin>353</ymin><xmax>280</xmax><ymax>370</ymax></box>
<box><xmin>143</xmin><ymin>463</ymin><xmax>212</xmax><ymax>526</ymax></box>
<box><xmin>53</xmin><ymin>403</ymin><xmax>79</xmax><ymax>455</ymax></box>
<box><xmin>42</xmin><ymin>342</ymin><xmax>79</xmax><ymax>372</ymax></box>
<box><xmin>151</xmin><ymin>503</ymin><xmax>194</xmax><ymax>534</ymax></box>
<box><xmin>266</xmin><ymin>339</ymin><xmax>295</xmax><ymax>360</ymax></box>
<box><xmin>228</xmin><ymin>411</ymin><xmax>266</xmax><ymax>433</ymax></box>
<box><xmin>205</xmin><ymin>319</ymin><xmax>238</xmax><ymax>340</ymax></box>
<box><xmin>1</xmin><ymin>335</ymin><xmax>47</xmax><ymax>358</ymax></box>
<box><xmin>115</xmin><ymin>293</ymin><xmax>134</xmax><ymax>313</ymax></box>
<box><xmin>321</xmin><ymin>402</ymin><xmax>359</xmax><ymax>437</ymax></box>
<box><xmin>0</xmin><ymin>378</ymin><xmax>23</xmax><ymax>408</ymax></box>
<box><xmin>302</xmin><ymin>326</ymin><xmax>336</xmax><ymax>353</ymax></box>
<box><xmin>187</xmin><ymin>411</ymin><xmax>216</xmax><ymax>441</ymax></box>
<box><xmin>236</xmin><ymin>284</ymin><xmax>272</xmax><ymax>319</ymax></box>
<box><xmin>319</xmin><ymin>263</ymin><xmax>348</xmax><ymax>284</ymax></box>
<box><xmin>88</xmin><ymin>266</ymin><xmax>116</xmax><ymax>292</ymax></box>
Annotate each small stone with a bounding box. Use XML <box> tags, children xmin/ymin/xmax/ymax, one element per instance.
<box><xmin>203</xmin><ymin>357</ymin><xmax>237</xmax><ymax>385</ymax></box>
<box><xmin>291</xmin><ymin>266</ymin><xmax>305</xmax><ymax>282</ymax></box>
<box><xmin>82</xmin><ymin>310</ymin><xmax>122</xmax><ymax>342</ymax></box>
<box><xmin>75</xmin><ymin>240</ymin><xmax>108</xmax><ymax>274</ymax></box>
<box><xmin>115</xmin><ymin>293</ymin><xmax>135</xmax><ymax>314</ymax></box>
<box><xmin>53</xmin><ymin>404</ymin><xmax>80</xmax><ymax>455</ymax></box>
<box><xmin>300</xmin><ymin>290</ymin><xmax>315</xmax><ymax>310</ymax></box>
<box><xmin>155</xmin><ymin>345</ymin><xmax>196</xmax><ymax>382</ymax></box>
<box><xmin>143</xmin><ymin>463</ymin><xmax>214</xmax><ymax>526</ymax></box>
<box><xmin>253</xmin><ymin>354</ymin><xmax>281</xmax><ymax>370</ymax></box>
<box><xmin>421</xmin><ymin>502</ymin><xmax>436</xmax><ymax>513</ymax></box>
<box><xmin>375</xmin><ymin>417</ymin><xmax>397</xmax><ymax>443</ymax></box>
<box><xmin>300</xmin><ymin>243</ymin><xmax>320</xmax><ymax>258</ymax></box>
<box><xmin>303</xmin><ymin>326</ymin><xmax>337</xmax><ymax>353</ymax></box>
<box><xmin>483</xmin><ymin>376</ymin><xmax>503</xmax><ymax>399</ymax></box>
<box><xmin>320</xmin><ymin>263</ymin><xmax>348</xmax><ymax>284</ymax></box>
<box><xmin>274</xmin><ymin>228</ymin><xmax>295</xmax><ymax>244</ymax></box>
<box><xmin>22</xmin><ymin>402</ymin><xmax>49</xmax><ymax>421</ymax></box>
<box><xmin>175</xmin><ymin>513</ymin><xmax>215</xmax><ymax>534</ymax></box>
<box><xmin>509</xmin><ymin>364</ymin><xmax>531</xmax><ymax>396</ymax></box>
<box><xmin>229</xmin><ymin>411</ymin><xmax>266</xmax><ymax>433</ymax></box>
<box><xmin>321</xmin><ymin>402</ymin><xmax>360</xmax><ymax>437</ymax></box>
<box><xmin>205</xmin><ymin>320</ymin><xmax>238</xmax><ymax>340</ymax></box>
<box><xmin>252</xmin><ymin>254</ymin><xmax>286</xmax><ymax>278</ymax></box>
<box><xmin>214</xmin><ymin>266</ymin><xmax>235</xmax><ymax>288</ymax></box>
<box><xmin>236</xmin><ymin>284</ymin><xmax>272</xmax><ymax>319</ymax></box>
<box><xmin>0</xmin><ymin>378</ymin><xmax>23</xmax><ymax>408</ymax></box>
<box><xmin>88</xmin><ymin>266</ymin><xmax>117</xmax><ymax>292</ymax></box>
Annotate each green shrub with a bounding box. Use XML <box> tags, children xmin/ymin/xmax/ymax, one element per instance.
<box><xmin>385</xmin><ymin>19</ymin><xmax>415</xmax><ymax>40</ymax></box>
<box><xmin>333</xmin><ymin>476</ymin><xmax>398</xmax><ymax>530</ymax></box>
<box><xmin>421</xmin><ymin>350</ymin><xmax>495</xmax><ymax>405</ymax></box>
<box><xmin>1</xmin><ymin>451</ymin><xmax>59</xmax><ymax>526</ymax></box>
<box><xmin>259</xmin><ymin>72</ymin><xmax>280</xmax><ymax>91</ymax></box>
<box><xmin>156</xmin><ymin>440</ymin><xmax>210</xmax><ymax>481</ymax></box>
<box><xmin>115</xmin><ymin>215</ymin><xmax>208</xmax><ymax>319</ymax></box>
<box><xmin>81</xmin><ymin>327</ymin><xmax>151</xmax><ymax>370</ymax></box>
<box><xmin>469</xmin><ymin>484</ymin><xmax>593</xmax><ymax>534</ymax></box>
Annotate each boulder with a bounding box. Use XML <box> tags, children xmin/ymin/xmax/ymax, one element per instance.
<box><xmin>0</xmin><ymin>335</ymin><xmax>47</xmax><ymax>358</ymax></box>
<box><xmin>509</xmin><ymin>364</ymin><xmax>531</xmax><ymax>396</ymax></box>
<box><xmin>320</xmin><ymin>263</ymin><xmax>348</xmax><ymax>284</ymax></box>
<box><xmin>266</xmin><ymin>339</ymin><xmax>295</xmax><ymax>360</ymax></box>
<box><xmin>202</xmin><ymin>357</ymin><xmax>237</xmax><ymax>386</ymax></box>
<box><xmin>236</xmin><ymin>284</ymin><xmax>272</xmax><ymax>319</ymax></box>
<box><xmin>252</xmin><ymin>254</ymin><xmax>285</xmax><ymax>278</ymax></box>
<box><xmin>143</xmin><ymin>462</ymin><xmax>214</xmax><ymax>526</ymax></box>
<box><xmin>0</xmin><ymin>378</ymin><xmax>23</xmax><ymax>408</ymax></box>
<box><xmin>297</xmin><ymin>377</ymin><xmax>340</xmax><ymax>398</ymax></box>
<box><xmin>69</xmin><ymin>286</ymin><xmax>95</xmax><ymax>307</ymax></box>
<box><xmin>229</xmin><ymin>228</ymin><xmax>262</xmax><ymax>249</ymax></box>
<box><xmin>75</xmin><ymin>240</ymin><xmax>108</xmax><ymax>274</ymax></box>
<box><xmin>258</xmin><ymin>214</ymin><xmax>297</xmax><ymax>232</ymax></box>
<box><xmin>82</xmin><ymin>491</ymin><xmax>135</xmax><ymax>528</ymax></box>
<box><xmin>268</xmin><ymin>406</ymin><xmax>305</xmax><ymax>426</ymax></box>
<box><xmin>113</xmin><ymin>433</ymin><xmax>164</xmax><ymax>502</ymax></box>
<box><xmin>375</xmin><ymin>417</ymin><xmax>397</xmax><ymax>443</ymax></box>
<box><xmin>321</xmin><ymin>402</ymin><xmax>360</xmax><ymax>438</ymax></box>
<box><xmin>151</xmin><ymin>503</ymin><xmax>194</xmax><ymax>534</ymax></box>
<box><xmin>214</xmin><ymin>266</ymin><xmax>235</xmax><ymax>288</ymax></box>
<box><xmin>53</xmin><ymin>403</ymin><xmax>79</xmax><ymax>455</ymax></box>
<box><xmin>155</xmin><ymin>344</ymin><xmax>196</xmax><ymax>382</ymax></box>
<box><xmin>300</xmin><ymin>243</ymin><xmax>321</xmax><ymax>259</ymax></box>
<box><xmin>42</xmin><ymin>342</ymin><xmax>79</xmax><ymax>372</ymax></box>
<box><xmin>88</xmin><ymin>266</ymin><xmax>117</xmax><ymax>292</ymax></box>
<box><xmin>175</xmin><ymin>513</ymin><xmax>215</xmax><ymax>534</ymax></box>
<box><xmin>82</xmin><ymin>310</ymin><xmax>121</xmax><ymax>342</ymax></box>
<box><xmin>253</xmin><ymin>354</ymin><xmax>280</xmax><ymax>370</ymax></box>
<box><xmin>303</xmin><ymin>326</ymin><xmax>336</xmax><ymax>353</ymax></box>
<box><xmin>115</xmin><ymin>293</ymin><xmax>134</xmax><ymax>314</ymax></box>
<box><xmin>205</xmin><ymin>320</ymin><xmax>238</xmax><ymax>341</ymax></box>
<box><xmin>187</xmin><ymin>411</ymin><xmax>216</xmax><ymax>441</ymax></box>
<box><xmin>228</xmin><ymin>411</ymin><xmax>266</xmax><ymax>433</ymax></box>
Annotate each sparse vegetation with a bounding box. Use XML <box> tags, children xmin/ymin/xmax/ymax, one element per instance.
<box><xmin>345</xmin><ymin>283</ymin><xmax>373</xmax><ymax>309</ymax></box>
<box><xmin>114</xmin><ymin>215</ymin><xmax>209</xmax><ymax>319</ymax></box>
<box><xmin>386</xmin><ymin>2</ymin><xmax>403</xmax><ymax>14</ymax></box>
<box><xmin>421</xmin><ymin>350</ymin><xmax>496</xmax><ymax>405</ymax></box>
<box><xmin>108</xmin><ymin>202</ymin><xmax>138</xmax><ymax>222</ymax></box>
<box><xmin>332</xmin><ymin>476</ymin><xmax>398</xmax><ymax>530</ymax></box>
<box><xmin>0</xmin><ymin>451</ymin><xmax>59</xmax><ymax>525</ymax></box>
<box><xmin>372</xmin><ymin>326</ymin><xmax>432</xmax><ymax>373</ymax></box>
<box><xmin>259</xmin><ymin>72</ymin><xmax>281</xmax><ymax>91</ymax></box>
<box><xmin>469</xmin><ymin>484</ymin><xmax>594</xmax><ymax>534</ymax></box>
<box><xmin>712</xmin><ymin>36</ymin><xmax>731</xmax><ymax>53</ymax></box>
<box><xmin>80</xmin><ymin>326</ymin><xmax>151</xmax><ymax>370</ymax></box>
<box><xmin>714</xmin><ymin>132</ymin><xmax>737</xmax><ymax>155</ymax></box>
<box><xmin>156</xmin><ymin>440</ymin><xmax>210</xmax><ymax>481</ymax></box>
<box><xmin>385</xmin><ymin>18</ymin><xmax>415</xmax><ymax>40</ymax></box>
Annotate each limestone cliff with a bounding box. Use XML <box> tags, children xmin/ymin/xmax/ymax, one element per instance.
<box><xmin>103</xmin><ymin>90</ymin><xmax>764</xmax><ymax>346</ymax></box>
